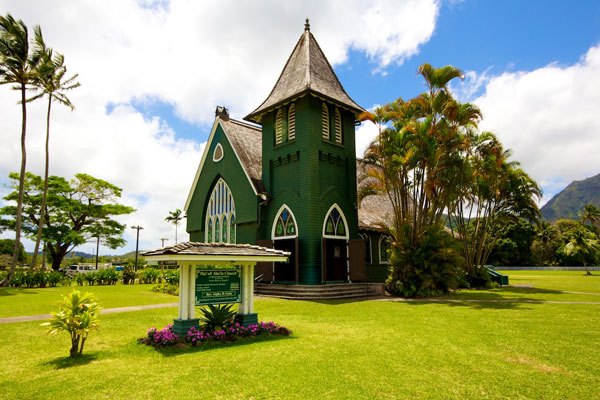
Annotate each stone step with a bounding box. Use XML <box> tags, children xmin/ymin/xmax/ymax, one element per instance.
<box><xmin>254</xmin><ymin>283</ymin><xmax>384</xmax><ymax>300</ymax></box>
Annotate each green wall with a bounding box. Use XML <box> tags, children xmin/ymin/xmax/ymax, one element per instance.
<box><xmin>260</xmin><ymin>95</ymin><xmax>359</xmax><ymax>284</ymax></box>
<box><xmin>186</xmin><ymin>123</ymin><xmax>258</xmax><ymax>244</ymax></box>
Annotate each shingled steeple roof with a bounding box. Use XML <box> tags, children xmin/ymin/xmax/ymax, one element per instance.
<box><xmin>245</xmin><ymin>19</ymin><xmax>364</xmax><ymax>123</ymax></box>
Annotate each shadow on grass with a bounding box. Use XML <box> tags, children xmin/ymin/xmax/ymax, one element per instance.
<box><xmin>0</xmin><ymin>288</ymin><xmax>39</xmax><ymax>297</ymax></box>
<box><xmin>149</xmin><ymin>335</ymin><xmax>295</xmax><ymax>357</ymax></box>
<box><xmin>42</xmin><ymin>352</ymin><xmax>99</xmax><ymax>369</ymax></box>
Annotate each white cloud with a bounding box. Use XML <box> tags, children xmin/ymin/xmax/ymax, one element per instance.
<box><xmin>474</xmin><ymin>44</ymin><xmax>600</xmax><ymax>204</ymax></box>
<box><xmin>0</xmin><ymin>0</ymin><xmax>440</xmax><ymax>254</ymax></box>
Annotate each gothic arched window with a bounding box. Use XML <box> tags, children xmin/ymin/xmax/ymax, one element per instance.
<box><xmin>205</xmin><ymin>178</ymin><xmax>236</xmax><ymax>243</ymax></box>
<box><xmin>323</xmin><ymin>204</ymin><xmax>348</xmax><ymax>239</ymax></box>
<box><xmin>272</xmin><ymin>205</ymin><xmax>298</xmax><ymax>239</ymax></box>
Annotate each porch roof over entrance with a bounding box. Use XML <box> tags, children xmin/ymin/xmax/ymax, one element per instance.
<box><xmin>142</xmin><ymin>242</ymin><xmax>290</xmax><ymax>264</ymax></box>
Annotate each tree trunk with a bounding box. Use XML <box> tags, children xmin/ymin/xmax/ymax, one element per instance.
<box><xmin>1</xmin><ymin>84</ymin><xmax>28</xmax><ymax>287</ymax></box>
<box><xmin>31</xmin><ymin>97</ymin><xmax>52</xmax><ymax>268</ymax></box>
<box><xmin>70</xmin><ymin>334</ymin><xmax>80</xmax><ymax>357</ymax></box>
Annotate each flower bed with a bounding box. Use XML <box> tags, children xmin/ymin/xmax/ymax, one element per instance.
<box><xmin>140</xmin><ymin>321</ymin><xmax>291</xmax><ymax>348</ymax></box>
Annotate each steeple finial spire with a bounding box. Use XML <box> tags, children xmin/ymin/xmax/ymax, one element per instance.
<box><xmin>304</xmin><ymin>18</ymin><xmax>310</xmax><ymax>31</ymax></box>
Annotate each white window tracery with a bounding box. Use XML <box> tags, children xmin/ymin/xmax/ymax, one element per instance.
<box><xmin>205</xmin><ymin>178</ymin><xmax>236</xmax><ymax>243</ymax></box>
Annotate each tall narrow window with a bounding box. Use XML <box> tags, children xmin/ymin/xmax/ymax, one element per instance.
<box><xmin>321</xmin><ymin>102</ymin><xmax>329</xmax><ymax>140</ymax></box>
<box><xmin>360</xmin><ymin>232</ymin><xmax>372</xmax><ymax>265</ymax></box>
<box><xmin>379</xmin><ymin>236</ymin><xmax>392</xmax><ymax>264</ymax></box>
<box><xmin>334</xmin><ymin>108</ymin><xmax>342</xmax><ymax>144</ymax></box>
<box><xmin>288</xmin><ymin>103</ymin><xmax>296</xmax><ymax>141</ymax></box>
<box><xmin>272</xmin><ymin>205</ymin><xmax>298</xmax><ymax>239</ymax></box>
<box><xmin>323</xmin><ymin>204</ymin><xmax>348</xmax><ymax>238</ymax></box>
<box><xmin>275</xmin><ymin>109</ymin><xmax>283</xmax><ymax>145</ymax></box>
<box><xmin>205</xmin><ymin>178</ymin><xmax>236</xmax><ymax>243</ymax></box>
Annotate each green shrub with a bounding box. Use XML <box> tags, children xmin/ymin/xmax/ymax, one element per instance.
<box><xmin>162</xmin><ymin>269</ymin><xmax>180</xmax><ymax>285</ymax></box>
<box><xmin>138</xmin><ymin>268</ymin><xmax>160</xmax><ymax>284</ymax></box>
<box><xmin>122</xmin><ymin>266</ymin><xmax>136</xmax><ymax>285</ymax></box>
<box><xmin>75</xmin><ymin>274</ymin><xmax>85</xmax><ymax>286</ymax></box>
<box><xmin>151</xmin><ymin>283</ymin><xmax>179</xmax><ymax>296</ymax></box>
<box><xmin>199</xmin><ymin>304</ymin><xmax>237</xmax><ymax>332</ymax></box>
<box><xmin>41</xmin><ymin>289</ymin><xmax>101</xmax><ymax>357</ymax></box>
<box><xmin>46</xmin><ymin>271</ymin><xmax>63</xmax><ymax>287</ymax></box>
<box><xmin>83</xmin><ymin>272</ymin><xmax>97</xmax><ymax>286</ymax></box>
<box><xmin>96</xmin><ymin>268</ymin><xmax>119</xmax><ymax>285</ymax></box>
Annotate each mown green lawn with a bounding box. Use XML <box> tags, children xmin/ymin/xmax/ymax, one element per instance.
<box><xmin>0</xmin><ymin>283</ymin><xmax>176</xmax><ymax>317</ymax></box>
<box><xmin>0</xmin><ymin>272</ymin><xmax>598</xmax><ymax>399</ymax></box>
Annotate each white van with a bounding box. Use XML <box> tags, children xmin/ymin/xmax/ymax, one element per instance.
<box><xmin>65</xmin><ymin>264</ymin><xmax>96</xmax><ymax>277</ymax></box>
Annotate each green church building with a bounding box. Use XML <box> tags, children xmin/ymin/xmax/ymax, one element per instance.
<box><xmin>184</xmin><ymin>21</ymin><xmax>393</xmax><ymax>290</ymax></box>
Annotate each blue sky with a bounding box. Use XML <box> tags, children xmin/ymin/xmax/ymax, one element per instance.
<box><xmin>1</xmin><ymin>0</ymin><xmax>600</xmax><ymax>254</ymax></box>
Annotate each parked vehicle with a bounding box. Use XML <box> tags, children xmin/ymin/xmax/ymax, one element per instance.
<box><xmin>62</xmin><ymin>264</ymin><xmax>97</xmax><ymax>277</ymax></box>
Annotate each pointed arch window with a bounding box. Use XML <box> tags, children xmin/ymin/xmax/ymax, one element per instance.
<box><xmin>272</xmin><ymin>205</ymin><xmax>298</xmax><ymax>239</ymax></box>
<box><xmin>379</xmin><ymin>235</ymin><xmax>392</xmax><ymax>264</ymax></box>
<box><xmin>334</xmin><ymin>108</ymin><xmax>342</xmax><ymax>144</ymax></box>
<box><xmin>323</xmin><ymin>204</ymin><xmax>348</xmax><ymax>238</ymax></box>
<box><xmin>321</xmin><ymin>102</ymin><xmax>330</xmax><ymax>140</ymax></box>
<box><xmin>205</xmin><ymin>178</ymin><xmax>236</xmax><ymax>243</ymax></box>
<box><xmin>288</xmin><ymin>103</ymin><xmax>296</xmax><ymax>141</ymax></box>
<box><xmin>275</xmin><ymin>109</ymin><xmax>284</xmax><ymax>145</ymax></box>
<box><xmin>359</xmin><ymin>232</ymin><xmax>372</xmax><ymax>265</ymax></box>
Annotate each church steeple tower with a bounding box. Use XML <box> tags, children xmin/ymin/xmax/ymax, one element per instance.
<box><xmin>249</xmin><ymin>21</ymin><xmax>364</xmax><ymax>284</ymax></box>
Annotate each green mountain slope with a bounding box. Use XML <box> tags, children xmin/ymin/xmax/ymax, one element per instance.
<box><xmin>541</xmin><ymin>173</ymin><xmax>600</xmax><ymax>221</ymax></box>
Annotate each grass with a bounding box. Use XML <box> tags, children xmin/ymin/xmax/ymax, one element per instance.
<box><xmin>0</xmin><ymin>271</ymin><xmax>598</xmax><ymax>399</ymax></box>
<box><xmin>0</xmin><ymin>283</ymin><xmax>176</xmax><ymax>317</ymax></box>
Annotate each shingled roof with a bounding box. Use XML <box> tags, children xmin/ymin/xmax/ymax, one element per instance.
<box><xmin>220</xmin><ymin>118</ymin><xmax>264</xmax><ymax>192</ymax></box>
<box><xmin>245</xmin><ymin>20</ymin><xmax>364</xmax><ymax>123</ymax></box>
<box><xmin>143</xmin><ymin>242</ymin><xmax>290</xmax><ymax>258</ymax></box>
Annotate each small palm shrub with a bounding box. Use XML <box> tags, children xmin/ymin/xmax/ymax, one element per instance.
<box><xmin>199</xmin><ymin>304</ymin><xmax>237</xmax><ymax>331</ymax></box>
<box><xmin>41</xmin><ymin>289</ymin><xmax>101</xmax><ymax>357</ymax></box>
<box><xmin>46</xmin><ymin>271</ymin><xmax>63</xmax><ymax>287</ymax></box>
<box><xmin>83</xmin><ymin>272</ymin><xmax>97</xmax><ymax>286</ymax></box>
<box><xmin>122</xmin><ymin>266</ymin><xmax>136</xmax><ymax>284</ymax></box>
<box><xmin>96</xmin><ymin>268</ymin><xmax>119</xmax><ymax>285</ymax></box>
<box><xmin>138</xmin><ymin>268</ymin><xmax>161</xmax><ymax>284</ymax></box>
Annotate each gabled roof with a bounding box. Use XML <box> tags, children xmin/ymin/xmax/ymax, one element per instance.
<box><xmin>184</xmin><ymin>116</ymin><xmax>264</xmax><ymax>212</ymax></box>
<box><xmin>143</xmin><ymin>242</ymin><xmax>289</xmax><ymax>257</ymax></box>
<box><xmin>245</xmin><ymin>21</ymin><xmax>364</xmax><ymax>123</ymax></box>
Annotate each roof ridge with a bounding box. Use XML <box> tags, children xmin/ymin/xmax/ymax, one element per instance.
<box><xmin>221</xmin><ymin>116</ymin><xmax>261</xmax><ymax>131</ymax></box>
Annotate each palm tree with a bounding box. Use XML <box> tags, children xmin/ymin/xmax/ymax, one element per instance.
<box><xmin>0</xmin><ymin>14</ymin><xmax>38</xmax><ymax>285</ymax></box>
<box><xmin>28</xmin><ymin>26</ymin><xmax>80</xmax><ymax>268</ymax></box>
<box><xmin>563</xmin><ymin>228</ymin><xmax>600</xmax><ymax>274</ymax></box>
<box><xmin>165</xmin><ymin>209</ymin><xmax>184</xmax><ymax>244</ymax></box>
<box><xmin>579</xmin><ymin>203</ymin><xmax>600</xmax><ymax>229</ymax></box>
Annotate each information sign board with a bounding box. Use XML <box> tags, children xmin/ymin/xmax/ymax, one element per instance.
<box><xmin>195</xmin><ymin>269</ymin><xmax>241</xmax><ymax>305</ymax></box>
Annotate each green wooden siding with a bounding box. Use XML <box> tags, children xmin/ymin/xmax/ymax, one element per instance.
<box><xmin>186</xmin><ymin>123</ymin><xmax>258</xmax><ymax>244</ymax></box>
<box><xmin>260</xmin><ymin>95</ymin><xmax>359</xmax><ymax>284</ymax></box>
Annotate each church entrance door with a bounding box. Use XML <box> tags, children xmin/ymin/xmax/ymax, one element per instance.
<box><xmin>323</xmin><ymin>238</ymin><xmax>347</xmax><ymax>282</ymax></box>
<box><xmin>274</xmin><ymin>238</ymin><xmax>297</xmax><ymax>282</ymax></box>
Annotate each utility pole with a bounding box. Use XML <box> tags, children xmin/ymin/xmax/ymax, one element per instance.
<box><xmin>131</xmin><ymin>225</ymin><xmax>143</xmax><ymax>270</ymax></box>
<box><xmin>160</xmin><ymin>237</ymin><xmax>169</xmax><ymax>247</ymax></box>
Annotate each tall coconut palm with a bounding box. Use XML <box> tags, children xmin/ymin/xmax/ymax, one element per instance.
<box><xmin>0</xmin><ymin>14</ymin><xmax>38</xmax><ymax>286</ymax></box>
<box><xmin>165</xmin><ymin>209</ymin><xmax>184</xmax><ymax>244</ymax></box>
<box><xmin>28</xmin><ymin>26</ymin><xmax>80</xmax><ymax>268</ymax></box>
<box><xmin>579</xmin><ymin>203</ymin><xmax>600</xmax><ymax>229</ymax></box>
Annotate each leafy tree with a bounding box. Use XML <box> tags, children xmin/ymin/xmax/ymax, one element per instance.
<box><xmin>41</xmin><ymin>289</ymin><xmax>100</xmax><ymax>357</ymax></box>
<box><xmin>555</xmin><ymin>220</ymin><xmax>600</xmax><ymax>269</ymax></box>
<box><xmin>0</xmin><ymin>172</ymin><xmax>135</xmax><ymax>270</ymax></box>
<box><xmin>28</xmin><ymin>26</ymin><xmax>80</xmax><ymax>268</ymax></box>
<box><xmin>487</xmin><ymin>219</ymin><xmax>536</xmax><ymax>266</ymax></box>
<box><xmin>165</xmin><ymin>208</ymin><xmax>184</xmax><ymax>244</ymax></box>
<box><xmin>0</xmin><ymin>14</ymin><xmax>40</xmax><ymax>285</ymax></box>
<box><xmin>579</xmin><ymin>203</ymin><xmax>600</xmax><ymax>232</ymax></box>
<box><xmin>531</xmin><ymin>221</ymin><xmax>560</xmax><ymax>266</ymax></box>
<box><xmin>360</xmin><ymin>63</ymin><xmax>540</xmax><ymax>294</ymax></box>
